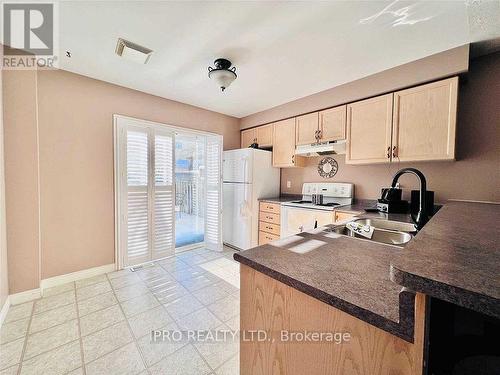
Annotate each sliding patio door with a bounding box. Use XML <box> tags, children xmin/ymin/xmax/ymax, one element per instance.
<box><xmin>115</xmin><ymin>116</ymin><xmax>222</xmax><ymax>268</ymax></box>
<box><xmin>116</xmin><ymin>119</ymin><xmax>175</xmax><ymax>267</ymax></box>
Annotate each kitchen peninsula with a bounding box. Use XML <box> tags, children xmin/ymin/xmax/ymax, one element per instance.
<box><xmin>234</xmin><ymin>201</ymin><xmax>500</xmax><ymax>375</ymax></box>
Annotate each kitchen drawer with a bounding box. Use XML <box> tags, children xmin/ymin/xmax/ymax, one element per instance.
<box><xmin>260</xmin><ymin>201</ymin><xmax>281</xmax><ymax>214</ymax></box>
<box><xmin>259</xmin><ymin>221</ymin><xmax>281</xmax><ymax>236</ymax></box>
<box><xmin>259</xmin><ymin>231</ymin><xmax>280</xmax><ymax>245</ymax></box>
<box><xmin>260</xmin><ymin>211</ymin><xmax>280</xmax><ymax>224</ymax></box>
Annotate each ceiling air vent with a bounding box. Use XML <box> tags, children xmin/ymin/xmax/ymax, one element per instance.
<box><xmin>115</xmin><ymin>38</ymin><xmax>153</xmax><ymax>64</ymax></box>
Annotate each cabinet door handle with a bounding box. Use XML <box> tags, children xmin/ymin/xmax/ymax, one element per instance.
<box><xmin>291</xmin><ymin>155</ymin><xmax>295</xmax><ymax>163</ymax></box>
<box><xmin>318</xmin><ymin>129</ymin><xmax>322</xmax><ymax>140</ymax></box>
<box><xmin>392</xmin><ymin>146</ymin><xmax>397</xmax><ymax>158</ymax></box>
<box><xmin>386</xmin><ymin>146</ymin><xmax>391</xmax><ymax>159</ymax></box>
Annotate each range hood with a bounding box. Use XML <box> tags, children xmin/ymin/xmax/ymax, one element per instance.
<box><xmin>295</xmin><ymin>140</ymin><xmax>346</xmax><ymax>157</ymax></box>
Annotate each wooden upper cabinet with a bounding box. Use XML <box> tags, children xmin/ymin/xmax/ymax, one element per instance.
<box><xmin>295</xmin><ymin>113</ymin><xmax>319</xmax><ymax>145</ymax></box>
<box><xmin>256</xmin><ymin>124</ymin><xmax>273</xmax><ymax>148</ymax></box>
<box><xmin>241</xmin><ymin>128</ymin><xmax>256</xmax><ymax>148</ymax></box>
<box><xmin>392</xmin><ymin>77</ymin><xmax>458</xmax><ymax>162</ymax></box>
<box><xmin>346</xmin><ymin>94</ymin><xmax>393</xmax><ymax>164</ymax></box>
<box><xmin>319</xmin><ymin>105</ymin><xmax>346</xmax><ymax>142</ymax></box>
<box><xmin>273</xmin><ymin>118</ymin><xmax>305</xmax><ymax>168</ymax></box>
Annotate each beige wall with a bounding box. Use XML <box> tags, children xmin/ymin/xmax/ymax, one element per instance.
<box><xmin>240</xmin><ymin>45</ymin><xmax>469</xmax><ymax>129</ymax></box>
<box><xmin>36</xmin><ymin>70</ymin><xmax>239</xmax><ymax>280</ymax></box>
<box><xmin>0</xmin><ymin>55</ymin><xmax>10</xmax><ymax>307</ymax></box>
<box><xmin>280</xmin><ymin>52</ymin><xmax>500</xmax><ymax>203</ymax></box>
<box><xmin>3</xmin><ymin>69</ymin><xmax>41</xmax><ymax>294</ymax></box>
<box><xmin>4</xmin><ymin>69</ymin><xmax>239</xmax><ymax>292</ymax></box>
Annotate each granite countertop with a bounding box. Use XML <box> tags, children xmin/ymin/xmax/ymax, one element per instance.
<box><xmin>234</xmin><ymin>201</ymin><xmax>500</xmax><ymax>342</ymax></box>
<box><xmin>390</xmin><ymin>202</ymin><xmax>500</xmax><ymax>319</ymax></box>
<box><xmin>333</xmin><ymin>199</ymin><xmax>376</xmax><ymax>213</ymax></box>
<box><xmin>234</xmin><ymin>227</ymin><xmax>417</xmax><ymax>342</ymax></box>
<box><xmin>258</xmin><ymin>197</ymin><xmax>377</xmax><ymax>212</ymax></box>
<box><xmin>258</xmin><ymin>195</ymin><xmax>302</xmax><ymax>203</ymax></box>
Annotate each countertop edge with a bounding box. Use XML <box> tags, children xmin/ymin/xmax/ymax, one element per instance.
<box><xmin>390</xmin><ymin>264</ymin><xmax>500</xmax><ymax>319</ymax></box>
<box><xmin>235</xmin><ymin>252</ymin><xmax>416</xmax><ymax>343</ymax></box>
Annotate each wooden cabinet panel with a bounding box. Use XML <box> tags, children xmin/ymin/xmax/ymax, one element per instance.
<box><xmin>346</xmin><ymin>94</ymin><xmax>393</xmax><ymax>165</ymax></box>
<box><xmin>240</xmin><ymin>266</ymin><xmax>426</xmax><ymax>375</ymax></box>
<box><xmin>258</xmin><ymin>231</ymin><xmax>280</xmax><ymax>245</ymax></box>
<box><xmin>241</xmin><ymin>128</ymin><xmax>256</xmax><ymax>148</ymax></box>
<box><xmin>319</xmin><ymin>105</ymin><xmax>346</xmax><ymax>142</ymax></box>
<box><xmin>259</xmin><ymin>221</ymin><xmax>280</xmax><ymax>236</ymax></box>
<box><xmin>256</xmin><ymin>124</ymin><xmax>273</xmax><ymax>148</ymax></box>
<box><xmin>259</xmin><ymin>201</ymin><xmax>281</xmax><ymax>214</ymax></box>
<box><xmin>260</xmin><ymin>211</ymin><xmax>280</xmax><ymax>225</ymax></box>
<box><xmin>259</xmin><ymin>203</ymin><xmax>281</xmax><ymax>245</ymax></box>
<box><xmin>296</xmin><ymin>113</ymin><xmax>319</xmax><ymax>145</ymax></box>
<box><xmin>273</xmin><ymin>119</ymin><xmax>305</xmax><ymax>168</ymax></box>
<box><xmin>392</xmin><ymin>77</ymin><xmax>458</xmax><ymax>162</ymax></box>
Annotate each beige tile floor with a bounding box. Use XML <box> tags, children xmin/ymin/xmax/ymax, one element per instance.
<box><xmin>0</xmin><ymin>247</ymin><xmax>240</xmax><ymax>375</ymax></box>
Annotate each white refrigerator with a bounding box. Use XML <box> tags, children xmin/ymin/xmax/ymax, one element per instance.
<box><xmin>223</xmin><ymin>148</ymin><xmax>280</xmax><ymax>250</ymax></box>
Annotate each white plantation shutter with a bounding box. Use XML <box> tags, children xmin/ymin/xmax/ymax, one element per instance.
<box><xmin>115</xmin><ymin>115</ymin><xmax>222</xmax><ymax>267</ymax></box>
<box><xmin>205</xmin><ymin>135</ymin><xmax>223</xmax><ymax>251</ymax></box>
<box><xmin>125</xmin><ymin>129</ymin><xmax>150</xmax><ymax>265</ymax></box>
<box><xmin>152</xmin><ymin>132</ymin><xmax>175</xmax><ymax>259</ymax></box>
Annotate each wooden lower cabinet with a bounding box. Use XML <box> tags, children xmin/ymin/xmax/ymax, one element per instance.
<box><xmin>259</xmin><ymin>202</ymin><xmax>281</xmax><ymax>245</ymax></box>
<box><xmin>259</xmin><ymin>221</ymin><xmax>280</xmax><ymax>236</ymax></box>
<box><xmin>260</xmin><ymin>201</ymin><xmax>280</xmax><ymax>214</ymax></box>
<box><xmin>258</xmin><ymin>231</ymin><xmax>280</xmax><ymax>245</ymax></box>
<box><xmin>240</xmin><ymin>265</ymin><xmax>426</xmax><ymax>375</ymax></box>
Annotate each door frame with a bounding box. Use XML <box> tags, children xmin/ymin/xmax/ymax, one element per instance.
<box><xmin>113</xmin><ymin>114</ymin><xmax>223</xmax><ymax>270</ymax></box>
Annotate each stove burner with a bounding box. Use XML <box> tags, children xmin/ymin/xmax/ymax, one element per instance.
<box><xmin>290</xmin><ymin>200</ymin><xmax>312</xmax><ymax>204</ymax></box>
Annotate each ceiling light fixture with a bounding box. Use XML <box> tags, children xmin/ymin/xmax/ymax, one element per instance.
<box><xmin>208</xmin><ymin>58</ymin><xmax>237</xmax><ymax>92</ymax></box>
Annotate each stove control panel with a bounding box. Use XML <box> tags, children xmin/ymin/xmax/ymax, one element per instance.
<box><xmin>302</xmin><ymin>182</ymin><xmax>354</xmax><ymax>198</ymax></box>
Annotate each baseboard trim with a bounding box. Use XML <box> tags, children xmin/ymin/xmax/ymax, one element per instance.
<box><xmin>40</xmin><ymin>263</ymin><xmax>116</xmax><ymax>294</ymax></box>
<box><xmin>10</xmin><ymin>288</ymin><xmax>41</xmax><ymax>305</ymax></box>
<box><xmin>0</xmin><ymin>296</ymin><xmax>10</xmax><ymax>327</ymax></box>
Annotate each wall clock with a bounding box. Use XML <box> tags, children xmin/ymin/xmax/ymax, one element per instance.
<box><xmin>317</xmin><ymin>157</ymin><xmax>338</xmax><ymax>178</ymax></box>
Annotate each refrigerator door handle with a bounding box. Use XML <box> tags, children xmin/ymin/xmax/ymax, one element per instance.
<box><xmin>239</xmin><ymin>200</ymin><xmax>251</xmax><ymax>217</ymax></box>
<box><xmin>242</xmin><ymin>156</ymin><xmax>249</xmax><ymax>184</ymax></box>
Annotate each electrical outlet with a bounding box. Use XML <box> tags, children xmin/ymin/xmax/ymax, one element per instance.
<box><xmin>286</xmin><ymin>180</ymin><xmax>291</xmax><ymax>188</ymax></box>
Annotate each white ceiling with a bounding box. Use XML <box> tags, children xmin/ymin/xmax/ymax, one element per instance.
<box><xmin>59</xmin><ymin>1</ymin><xmax>500</xmax><ymax>118</ymax></box>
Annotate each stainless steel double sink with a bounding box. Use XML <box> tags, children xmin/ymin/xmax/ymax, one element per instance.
<box><xmin>327</xmin><ymin>218</ymin><xmax>417</xmax><ymax>247</ymax></box>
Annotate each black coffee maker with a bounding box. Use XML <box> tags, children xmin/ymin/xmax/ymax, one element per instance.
<box><xmin>376</xmin><ymin>187</ymin><xmax>409</xmax><ymax>214</ymax></box>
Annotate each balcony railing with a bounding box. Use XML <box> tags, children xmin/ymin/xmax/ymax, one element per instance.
<box><xmin>175</xmin><ymin>173</ymin><xmax>205</xmax><ymax>216</ymax></box>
